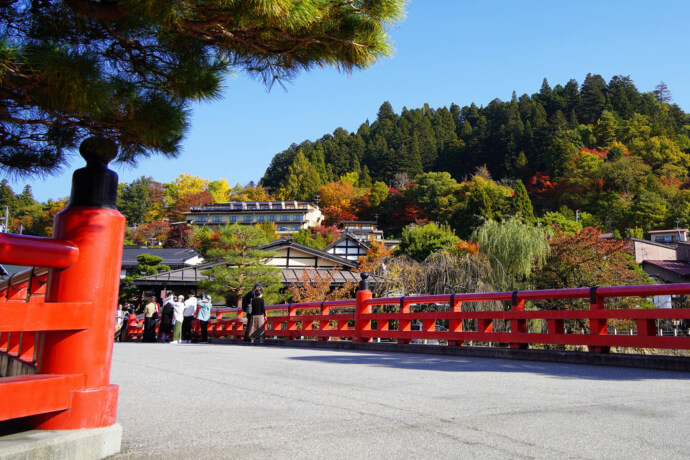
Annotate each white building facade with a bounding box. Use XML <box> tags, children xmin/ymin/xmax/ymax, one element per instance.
<box><xmin>183</xmin><ymin>201</ymin><xmax>323</xmax><ymax>235</ymax></box>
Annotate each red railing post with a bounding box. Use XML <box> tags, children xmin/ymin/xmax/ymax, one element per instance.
<box><xmin>319</xmin><ymin>302</ymin><xmax>330</xmax><ymax>341</ymax></box>
<box><xmin>397</xmin><ymin>297</ymin><xmax>412</xmax><ymax>344</ymax></box>
<box><xmin>448</xmin><ymin>294</ymin><xmax>464</xmax><ymax>346</ymax></box>
<box><xmin>33</xmin><ymin>138</ymin><xmax>126</xmax><ymax>429</ymax></box>
<box><xmin>510</xmin><ymin>291</ymin><xmax>528</xmax><ymax>350</ymax></box>
<box><xmin>286</xmin><ymin>304</ymin><xmax>296</xmax><ymax>340</ymax></box>
<box><xmin>353</xmin><ymin>273</ymin><xmax>372</xmax><ymax>343</ymax></box>
<box><xmin>588</xmin><ymin>287</ymin><xmax>610</xmax><ymax>354</ymax></box>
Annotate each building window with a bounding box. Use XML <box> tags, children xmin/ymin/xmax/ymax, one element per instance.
<box><xmin>277</xmin><ymin>225</ymin><xmax>288</xmax><ymax>232</ymax></box>
<box><xmin>268</xmin><ymin>215</ymin><xmax>276</xmax><ymax>221</ymax></box>
<box><xmin>229</xmin><ymin>216</ymin><xmax>238</xmax><ymax>222</ymax></box>
<box><xmin>257</xmin><ymin>215</ymin><xmax>265</xmax><ymax>222</ymax></box>
<box><xmin>260</xmin><ymin>204</ymin><xmax>270</xmax><ymax>210</ymax></box>
<box><xmin>280</xmin><ymin>215</ymin><xmax>290</xmax><ymax>221</ymax></box>
<box><xmin>196</xmin><ymin>216</ymin><xmax>209</xmax><ymax>223</ymax></box>
<box><xmin>293</xmin><ymin>215</ymin><xmax>302</xmax><ymax>221</ymax></box>
<box><xmin>243</xmin><ymin>215</ymin><xmax>253</xmax><ymax>222</ymax></box>
<box><xmin>212</xmin><ymin>216</ymin><xmax>223</xmax><ymax>223</ymax></box>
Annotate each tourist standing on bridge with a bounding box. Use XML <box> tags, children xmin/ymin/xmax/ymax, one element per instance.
<box><xmin>242</xmin><ymin>283</ymin><xmax>262</xmax><ymax>343</ymax></box>
<box><xmin>159</xmin><ymin>291</ymin><xmax>175</xmax><ymax>342</ymax></box>
<box><xmin>197</xmin><ymin>294</ymin><xmax>212</xmax><ymax>343</ymax></box>
<box><xmin>247</xmin><ymin>291</ymin><xmax>266</xmax><ymax>344</ymax></box>
<box><xmin>182</xmin><ymin>291</ymin><xmax>198</xmax><ymax>343</ymax></box>
<box><xmin>170</xmin><ymin>295</ymin><xmax>186</xmax><ymax>344</ymax></box>
<box><xmin>142</xmin><ymin>296</ymin><xmax>159</xmax><ymax>342</ymax></box>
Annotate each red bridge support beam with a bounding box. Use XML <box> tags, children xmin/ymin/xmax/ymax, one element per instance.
<box><xmin>33</xmin><ymin>138</ymin><xmax>126</xmax><ymax>430</ymax></box>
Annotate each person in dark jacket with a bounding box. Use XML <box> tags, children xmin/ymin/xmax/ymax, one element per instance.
<box><xmin>159</xmin><ymin>291</ymin><xmax>175</xmax><ymax>342</ymax></box>
<box><xmin>247</xmin><ymin>292</ymin><xmax>266</xmax><ymax>344</ymax></box>
<box><xmin>242</xmin><ymin>283</ymin><xmax>262</xmax><ymax>343</ymax></box>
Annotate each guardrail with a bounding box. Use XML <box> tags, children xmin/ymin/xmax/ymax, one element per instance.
<box><xmin>126</xmin><ymin>276</ymin><xmax>690</xmax><ymax>353</ymax></box>
<box><xmin>0</xmin><ymin>138</ymin><xmax>125</xmax><ymax>430</ymax></box>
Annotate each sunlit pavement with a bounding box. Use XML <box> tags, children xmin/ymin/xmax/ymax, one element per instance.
<box><xmin>109</xmin><ymin>342</ymin><xmax>690</xmax><ymax>459</ymax></box>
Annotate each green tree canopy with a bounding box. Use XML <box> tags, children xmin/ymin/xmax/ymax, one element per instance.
<box><xmin>397</xmin><ymin>222</ymin><xmax>460</xmax><ymax>262</ymax></box>
<box><xmin>276</xmin><ymin>151</ymin><xmax>322</xmax><ymax>201</ymax></box>
<box><xmin>199</xmin><ymin>224</ymin><xmax>282</xmax><ymax>307</ymax></box>
<box><xmin>1</xmin><ymin>0</ymin><xmax>405</xmax><ymax>175</ymax></box>
<box><xmin>136</xmin><ymin>253</ymin><xmax>170</xmax><ymax>276</ymax></box>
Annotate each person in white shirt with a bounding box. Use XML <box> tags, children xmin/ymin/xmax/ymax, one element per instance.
<box><xmin>181</xmin><ymin>292</ymin><xmax>198</xmax><ymax>343</ymax></box>
<box><xmin>170</xmin><ymin>295</ymin><xmax>186</xmax><ymax>344</ymax></box>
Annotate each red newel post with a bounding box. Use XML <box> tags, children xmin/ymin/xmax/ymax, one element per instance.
<box><xmin>588</xmin><ymin>287</ymin><xmax>610</xmax><ymax>354</ymax></box>
<box><xmin>510</xmin><ymin>291</ymin><xmax>528</xmax><ymax>350</ymax></box>
<box><xmin>448</xmin><ymin>294</ymin><xmax>464</xmax><ymax>346</ymax></box>
<box><xmin>353</xmin><ymin>273</ymin><xmax>372</xmax><ymax>343</ymax></box>
<box><xmin>34</xmin><ymin>137</ymin><xmax>125</xmax><ymax>429</ymax></box>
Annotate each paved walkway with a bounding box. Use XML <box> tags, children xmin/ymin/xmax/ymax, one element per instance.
<box><xmin>109</xmin><ymin>342</ymin><xmax>690</xmax><ymax>459</ymax></box>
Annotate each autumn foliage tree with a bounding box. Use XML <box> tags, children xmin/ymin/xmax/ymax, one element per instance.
<box><xmin>286</xmin><ymin>270</ymin><xmax>356</xmax><ymax>303</ymax></box>
<box><xmin>533</xmin><ymin>227</ymin><xmax>650</xmax><ymax>310</ymax></box>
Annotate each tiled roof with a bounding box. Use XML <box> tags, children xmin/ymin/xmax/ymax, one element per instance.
<box><xmin>643</xmin><ymin>260</ymin><xmax>690</xmax><ymax>277</ymax></box>
<box><xmin>133</xmin><ymin>264</ymin><xmax>373</xmax><ymax>286</ymax></box>
<box><xmin>648</xmin><ymin>229</ymin><xmax>689</xmax><ymax>234</ymax></box>
<box><xmin>121</xmin><ymin>247</ymin><xmax>201</xmax><ymax>266</ymax></box>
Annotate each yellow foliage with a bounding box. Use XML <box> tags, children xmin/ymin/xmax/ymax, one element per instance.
<box><xmin>318</xmin><ymin>180</ymin><xmax>354</xmax><ymax>209</ymax></box>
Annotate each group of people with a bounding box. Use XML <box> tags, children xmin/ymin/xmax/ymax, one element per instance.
<box><xmin>115</xmin><ymin>284</ymin><xmax>267</xmax><ymax>344</ymax></box>
<box><xmin>158</xmin><ymin>291</ymin><xmax>213</xmax><ymax>344</ymax></box>
<box><xmin>115</xmin><ymin>292</ymin><xmax>213</xmax><ymax>344</ymax></box>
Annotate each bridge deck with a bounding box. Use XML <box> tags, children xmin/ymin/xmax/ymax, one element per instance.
<box><xmin>110</xmin><ymin>343</ymin><xmax>690</xmax><ymax>459</ymax></box>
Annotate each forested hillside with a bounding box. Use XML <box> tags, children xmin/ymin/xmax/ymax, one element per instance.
<box><xmin>262</xmin><ymin>74</ymin><xmax>690</xmax><ymax>236</ymax></box>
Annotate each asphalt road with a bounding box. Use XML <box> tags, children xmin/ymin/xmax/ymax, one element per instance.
<box><xmin>109</xmin><ymin>342</ymin><xmax>690</xmax><ymax>459</ymax></box>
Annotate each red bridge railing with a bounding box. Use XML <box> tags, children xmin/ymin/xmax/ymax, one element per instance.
<box><xmin>158</xmin><ymin>275</ymin><xmax>690</xmax><ymax>354</ymax></box>
<box><xmin>0</xmin><ymin>138</ymin><xmax>125</xmax><ymax>430</ymax></box>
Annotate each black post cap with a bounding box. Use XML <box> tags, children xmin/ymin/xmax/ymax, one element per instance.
<box><xmin>69</xmin><ymin>137</ymin><xmax>119</xmax><ymax>209</ymax></box>
<box><xmin>359</xmin><ymin>272</ymin><xmax>370</xmax><ymax>291</ymax></box>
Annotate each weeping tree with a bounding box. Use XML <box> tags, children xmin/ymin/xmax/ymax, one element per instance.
<box><xmin>1</xmin><ymin>0</ymin><xmax>406</xmax><ymax>175</ymax></box>
<box><xmin>371</xmin><ymin>246</ymin><xmax>509</xmax><ymax>331</ymax></box>
<box><xmin>471</xmin><ymin>216</ymin><xmax>551</xmax><ymax>289</ymax></box>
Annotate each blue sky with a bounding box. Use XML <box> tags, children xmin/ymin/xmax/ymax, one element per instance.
<box><xmin>6</xmin><ymin>0</ymin><xmax>690</xmax><ymax>202</ymax></box>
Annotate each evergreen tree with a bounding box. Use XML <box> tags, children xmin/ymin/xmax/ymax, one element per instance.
<box><xmin>117</xmin><ymin>176</ymin><xmax>153</xmax><ymax>226</ymax></box>
<box><xmin>360</xmin><ymin>165</ymin><xmax>373</xmax><ymax>188</ymax></box>
<box><xmin>308</xmin><ymin>143</ymin><xmax>328</xmax><ymax>184</ymax></box>
<box><xmin>0</xmin><ymin>180</ymin><xmax>19</xmax><ymax>217</ymax></box>
<box><xmin>18</xmin><ymin>185</ymin><xmax>37</xmax><ymax>208</ymax></box>
<box><xmin>510</xmin><ymin>180</ymin><xmax>535</xmax><ymax>222</ymax></box>
<box><xmin>377</xmin><ymin>101</ymin><xmax>397</xmax><ymax>122</ymax></box>
<box><xmin>2</xmin><ymin>0</ymin><xmax>405</xmax><ymax>175</ymax></box>
<box><xmin>578</xmin><ymin>73</ymin><xmax>608</xmax><ymax>124</ymax></box>
<box><xmin>277</xmin><ymin>151</ymin><xmax>321</xmax><ymax>201</ymax></box>
<box><xmin>199</xmin><ymin>224</ymin><xmax>282</xmax><ymax>307</ymax></box>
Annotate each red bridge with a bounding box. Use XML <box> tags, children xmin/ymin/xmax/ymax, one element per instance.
<box><xmin>2</xmin><ymin>141</ymin><xmax>690</xmax><ymax>458</ymax></box>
